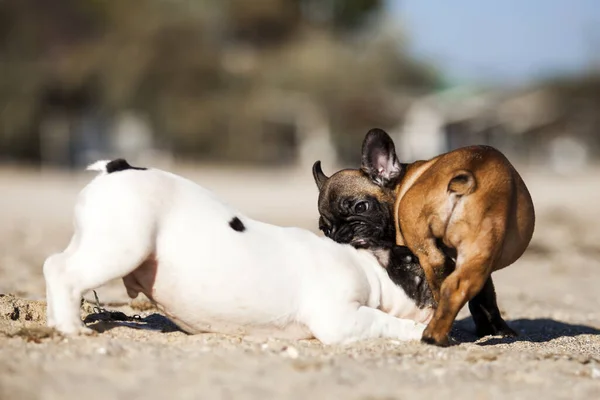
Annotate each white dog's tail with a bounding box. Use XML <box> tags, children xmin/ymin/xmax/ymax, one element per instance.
<box><xmin>86</xmin><ymin>160</ymin><xmax>112</xmax><ymax>174</ymax></box>
<box><xmin>86</xmin><ymin>159</ymin><xmax>147</xmax><ymax>175</ymax></box>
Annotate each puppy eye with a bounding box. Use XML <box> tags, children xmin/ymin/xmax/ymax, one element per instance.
<box><xmin>354</xmin><ymin>201</ymin><xmax>369</xmax><ymax>214</ymax></box>
<box><xmin>320</xmin><ymin>226</ymin><xmax>331</xmax><ymax>236</ymax></box>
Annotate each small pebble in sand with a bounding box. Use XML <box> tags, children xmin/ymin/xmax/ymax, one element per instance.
<box><xmin>281</xmin><ymin>346</ymin><xmax>299</xmax><ymax>359</ymax></box>
<box><xmin>96</xmin><ymin>347</ymin><xmax>107</xmax><ymax>355</ymax></box>
<box><xmin>591</xmin><ymin>367</ymin><xmax>600</xmax><ymax>379</ymax></box>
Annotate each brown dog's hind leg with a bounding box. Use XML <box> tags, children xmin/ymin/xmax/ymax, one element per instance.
<box><xmin>468</xmin><ymin>277</ymin><xmax>517</xmax><ymax>338</ymax></box>
<box><xmin>421</xmin><ymin>251</ymin><xmax>494</xmax><ymax>347</ymax></box>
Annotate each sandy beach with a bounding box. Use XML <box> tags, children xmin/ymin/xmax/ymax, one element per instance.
<box><xmin>1</xmin><ymin>164</ymin><xmax>599</xmax><ymax>399</ymax></box>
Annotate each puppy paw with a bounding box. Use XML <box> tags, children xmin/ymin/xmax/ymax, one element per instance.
<box><xmin>498</xmin><ymin>327</ymin><xmax>518</xmax><ymax>338</ymax></box>
<box><xmin>54</xmin><ymin>324</ymin><xmax>97</xmax><ymax>337</ymax></box>
<box><xmin>78</xmin><ymin>326</ymin><xmax>98</xmax><ymax>336</ymax></box>
<box><xmin>475</xmin><ymin>320</ymin><xmax>518</xmax><ymax>338</ymax></box>
<box><xmin>491</xmin><ymin>322</ymin><xmax>518</xmax><ymax>338</ymax></box>
<box><xmin>421</xmin><ymin>332</ymin><xmax>451</xmax><ymax>347</ymax></box>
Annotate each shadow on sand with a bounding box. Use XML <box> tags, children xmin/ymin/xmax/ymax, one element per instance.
<box><xmin>452</xmin><ymin>317</ymin><xmax>600</xmax><ymax>345</ymax></box>
<box><xmin>82</xmin><ymin>309</ymin><xmax>600</xmax><ymax>345</ymax></box>
<box><xmin>84</xmin><ymin>312</ymin><xmax>183</xmax><ymax>334</ymax></box>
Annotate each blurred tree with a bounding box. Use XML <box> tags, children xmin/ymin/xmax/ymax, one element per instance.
<box><xmin>0</xmin><ymin>0</ymin><xmax>438</xmax><ymax>165</ymax></box>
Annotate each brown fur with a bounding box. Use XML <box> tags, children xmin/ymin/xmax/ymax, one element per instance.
<box><xmin>393</xmin><ymin>145</ymin><xmax>535</xmax><ymax>345</ymax></box>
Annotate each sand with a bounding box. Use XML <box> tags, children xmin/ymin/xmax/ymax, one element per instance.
<box><xmin>1</xmin><ymin>164</ymin><xmax>599</xmax><ymax>400</ymax></box>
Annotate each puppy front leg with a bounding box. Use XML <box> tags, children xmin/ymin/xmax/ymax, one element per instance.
<box><xmin>44</xmin><ymin>232</ymin><xmax>152</xmax><ymax>335</ymax></box>
<box><xmin>310</xmin><ymin>305</ymin><xmax>426</xmax><ymax>345</ymax></box>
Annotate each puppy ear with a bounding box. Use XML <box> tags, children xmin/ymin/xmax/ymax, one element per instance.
<box><xmin>360</xmin><ymin>128</ymin><xmax>402</xmax><ymax>187</ymax></box>
<box><xmin>312</xmin><ymin>161</ymin><xmax>329</xmax><ymax>191</ymax></box>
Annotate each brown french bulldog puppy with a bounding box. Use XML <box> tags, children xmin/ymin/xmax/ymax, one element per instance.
<box><xmin>313</xmin><ymin>128</ymin><xmax>535</xmax><ymax>346</ymax></box>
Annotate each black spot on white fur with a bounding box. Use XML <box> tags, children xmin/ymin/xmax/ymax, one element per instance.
<box><xmin>106</xmin><ymin>159</ymin><xmax>147</xmax><ymax>173</ymax></box>
<box><xmin>229</xmin><ymin>217</ymin><xmax>245</xmax><ymax>232</ymax></box>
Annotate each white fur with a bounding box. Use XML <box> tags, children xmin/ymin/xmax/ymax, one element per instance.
<box><xmin>43</xmin><ymin>163</ymin><xmax>432</xmax><ymax>344</ymax></box>
<box><xmin>85</xmin><ymin>160</ymin><xmax>112</xmax><ymax>173</ymax></box>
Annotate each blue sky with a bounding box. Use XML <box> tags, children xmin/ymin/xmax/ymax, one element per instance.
<box><xmin>387</xmin><ymin>0</ymin><xmax>600</xmax><ymax>85</ymax></box>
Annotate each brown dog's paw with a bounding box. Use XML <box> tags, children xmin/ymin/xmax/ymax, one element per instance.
<box><xmin>421</xmin><ymin>333</ymin><xmax>451</xmax><ymax>347</ymax></box>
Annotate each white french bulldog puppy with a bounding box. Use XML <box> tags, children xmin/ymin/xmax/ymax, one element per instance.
<box><xmin>43</xmin><ymin>159</ymin><xmax>433</xmax><ymax>344</ymax></box>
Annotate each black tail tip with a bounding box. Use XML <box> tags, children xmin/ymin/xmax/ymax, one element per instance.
<box><xmin>106</xmin><ymin>159</ymin><xmax>147</xmax><ymax>174</ymax></box>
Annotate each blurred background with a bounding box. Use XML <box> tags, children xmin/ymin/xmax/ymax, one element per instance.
<box><xmin>1</xmin><ymin>0</ymin><xmax>600</xmax><ymax>300</ymax></box>
<box><xmin>1</xmin><ymin>0</ymin><xmax>599</xmax><ymax>171</ymax></box>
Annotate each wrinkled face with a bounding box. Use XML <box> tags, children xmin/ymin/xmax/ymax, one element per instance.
<box><xmin>313</xmin><ymin>128</ymin><xmax>404</xmax><ymax>248</ymax></box>
<box><xmin>313</xmin><ymin>162</ymin><xmax>435</xmax><ymax>310</ymax></box>
<box><xmin>315</xmin><ymin>169</ymin><xmax>395</xmax><ymax>249</ymax></box>
<box><xmin>312</xmin><ymin>128</ymin><xmax>435</xmax><ymax>310</ymax></box>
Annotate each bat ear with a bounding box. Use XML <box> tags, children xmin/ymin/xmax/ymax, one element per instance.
<box><xmin>312</xmin><ymin>161</ymin><xmax>329</xmax><ymax>191</ymax></box>
<box><xmin>360</xmin><ymin>128</ymin><xmax>402</xmax><ymax>188</ymax></box>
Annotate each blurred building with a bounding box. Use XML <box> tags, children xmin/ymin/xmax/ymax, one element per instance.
<box><xmin>394</xmin><ymin>79</ymin><xmax>600</xmax><ymax>173</ymax></box>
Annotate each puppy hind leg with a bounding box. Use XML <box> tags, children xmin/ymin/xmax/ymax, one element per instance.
<box><xmin>44</xmin><ymin>234</ymin><xmax>80</xmax><ymax>328</ymax></box>
<box><xmin>43</xmin><ymin>252</ymin><xmax>90</xmax><ymax>334</ymax></box>
<box><xmin>310</xmin><ymin>305</ymin><xmax>426</xmax><ymax>345</ymax></box>
<box><xmin>468</xmin><ymin>276</ymin><xmax>517</xmax><ymax>338</ymax></box>
<box><xmin>422</xmin><ymin>251</ymin><xmax>494</xmax><ymax>346</ymax></box>
<box><xmin>43</xmin><ymin>253</ymin><xmax>62</xmax><ymax>328</ymax></box>
<box><xmin>48</xmin><ymin>237</ymin><xmax>152</xmax><ymax>335</ymax></box>
<box><xmin>45</xmin><ymin>284</ymin><xmax>55</xmax><ymax>327</ymax></box>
